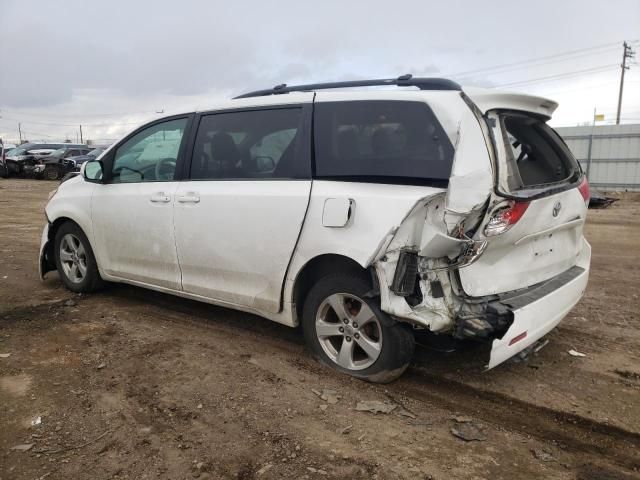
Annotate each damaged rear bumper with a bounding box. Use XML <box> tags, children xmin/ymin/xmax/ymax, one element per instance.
<box><xmin>485</xmin><ymin>261</ymin><xmax>589</xmax><ymax>368</ymax></box>
<box><xmin>468</xmin><ymin>239</ymin><xmax>591</xmax><ymax>369</ymax></box>
<box><xmin>377</xmin><ymin>224</ymin><xmax>591</xmax><ymax>369</ymax></box>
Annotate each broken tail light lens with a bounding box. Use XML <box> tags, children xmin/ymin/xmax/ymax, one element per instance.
<box><xmin>578</xmin><ymin>176</ymin><xmax>590</xmax><ymax>205</ymax></box>
<box><xmin>484</xmin><ymin>201</ymin><xmax>530</xmax><ymax>237</ymax></box>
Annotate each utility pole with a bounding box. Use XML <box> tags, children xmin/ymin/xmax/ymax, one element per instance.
<box><xmin>616</xmin><ymin>41</ymin><xmax>635</xmax><ymax>125</ymax></box>
<box><xmin>18</xmin><ymin>123</ymin><xmax>22</xmax><ymax>144</ymax></box>
<box><xmin>79</xmin><ymin>125</ymin><xmax>83</xmax><ymax>144</ymax></box>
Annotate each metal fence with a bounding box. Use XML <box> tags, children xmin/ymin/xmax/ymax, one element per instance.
<box><xmin>555</xmin><ymin>123</ymin><xmax>640</xmax><ymax>191</ymax></box>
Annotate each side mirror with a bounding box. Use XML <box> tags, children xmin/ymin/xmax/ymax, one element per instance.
<box><xmin>83</xmin><ymin>159</ymin><xmax>104</xmax><ymax>183</ymax></box>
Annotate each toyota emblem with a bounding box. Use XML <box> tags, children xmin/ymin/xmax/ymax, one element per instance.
<box><xmin>552</xmin><ymin>201</ymin><xmax>562</xmax><ymax>217</ymax></box>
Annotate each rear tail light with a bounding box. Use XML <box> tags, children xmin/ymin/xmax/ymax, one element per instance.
<box><xmin>578</xmin><ymin>176</ymin><xmax>590</xmax><ymax>205</ymax></box>
<box><xmin>484</xmin><ymin>201</ymin><xmax>530</xmax><ymax>237</ymax></box>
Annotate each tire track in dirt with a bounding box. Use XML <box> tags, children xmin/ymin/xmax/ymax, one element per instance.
<box><xmin>10</xmin><ymin>288</ymin><xmax>640</xmax><ymax>476</ymax></box>
<box><xmin>397</xmin><ymin>368</ymin><xmax>640</xmax><ymax>474</ymax></box>
<box><xmin>89</xmin><ymin>287</ymin><xmax>640</xmax><ymax>475</ymax></box>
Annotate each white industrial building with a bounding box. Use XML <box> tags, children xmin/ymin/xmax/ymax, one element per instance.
<box><xmin>556</xmin><ymin>123</ymin><xmax>640</xmax><ymax>191</ymax></box>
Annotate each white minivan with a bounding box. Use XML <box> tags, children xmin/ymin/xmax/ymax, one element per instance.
<box><xmin>40</xmin><ymin>76</ymin><xmax>591</xmax><ymax>382</ymax></box>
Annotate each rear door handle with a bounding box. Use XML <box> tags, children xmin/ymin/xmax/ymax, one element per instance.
<box><xmin>150</xmin><ymin>192</ymin><xmax>171</xmax><ymax>203</ymax></box>
<box><xmin>177</xmin><ymin>193</ymin><xmax>200</xmax><ymax>203</ymax></box>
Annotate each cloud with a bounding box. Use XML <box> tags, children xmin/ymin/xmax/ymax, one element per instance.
<box><xmin>1</xmin><ymin>0</ymin><xmax>639</xmax><ymax>141</ymax></box>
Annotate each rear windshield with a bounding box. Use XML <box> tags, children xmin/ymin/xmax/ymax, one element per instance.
<box><xmin>497</xmin><ymin>113</ymin><xmax>580</xmax><ymax>191</ymax></box>
<box><xmin>314</xmin><ymin>101</ymin><xmax>454</xmax><ymax>184</ymax></box>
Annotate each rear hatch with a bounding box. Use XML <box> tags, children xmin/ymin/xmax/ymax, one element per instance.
<box><xmin>457</xmin><ymin>109</ymin><xmax>589</xmax><ymax>297</ymax></box>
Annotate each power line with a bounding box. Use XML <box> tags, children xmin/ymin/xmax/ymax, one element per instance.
<box><xmin>533</xmin><ymin>80</ymin><xmax>623</xmax><ymax>96</ymax></box>
<box><xmin>493</xmin><ymin>64</ymin><xmax>619</xmax><ymax>88</ymax></box>
<box><xmin>447</xmin><ymin>41</ymin><xmax>628</xmax><ymax>78</ymax></box>
<box><xmin>0</xmin><ymin>117</ymin><xmax>144</xmax><ymax>127</ymax></box>
<box><xmin>0</xmin><ymin>108</ymin><xmax>162</xmax><ymax>119</ymax></box>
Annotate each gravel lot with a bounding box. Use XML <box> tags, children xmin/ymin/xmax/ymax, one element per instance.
<box><xmin>1</xmin><ymin>179</ymin><xmax>639</xmax><ymax>480</ymax></box>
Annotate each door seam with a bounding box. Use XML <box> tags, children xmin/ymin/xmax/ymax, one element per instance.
<box><xmin>170</xmin><ymin>182</ymin><xmax>185</xmax><ymax>291</ymax></box>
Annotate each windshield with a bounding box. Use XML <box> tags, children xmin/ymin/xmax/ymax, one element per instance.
<box><xmin>10</xmin><ymin>148</ymin><xmax>27</xmax><ymax>156</ymax></box>
<box><xmin>50</xmin><ymin>148</ymin><xmax>67</xmax><ymax>157</ymax></box>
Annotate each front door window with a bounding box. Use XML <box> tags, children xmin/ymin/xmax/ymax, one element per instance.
<box><xmin>111</xmin><ymin>118</ymin><xmax>187</xmax><ymax>183</ymax></box>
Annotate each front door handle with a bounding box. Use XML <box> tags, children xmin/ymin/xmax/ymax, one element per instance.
<box><xmin>177</xmin><ymin>193</ymin><xmax>200</xmax><ymax>203</ymax></box>
<box><xmin>150</xmin><ymin>192</ymin><xmax>171</xmax><ymax>203</ymax></box>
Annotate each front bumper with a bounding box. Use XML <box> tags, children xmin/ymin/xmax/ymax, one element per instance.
<box><xmin>486</xmin><ymin>239</ymin><xmax>591</xmax><ymax>368</ymax></box>
<box><xmin>39</xmin><ymin>223</ymin><xmax>53</xmax><ymax>280</ymax></box>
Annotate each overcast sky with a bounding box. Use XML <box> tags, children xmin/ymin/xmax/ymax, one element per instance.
<box><xmin>1</xmin><ymin>0</ymin><xmax>639</xmax><ymax>144</ymax></box>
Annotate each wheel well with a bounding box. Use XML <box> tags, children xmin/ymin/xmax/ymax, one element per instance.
<box><xmin>44</xmin><ymin>217</ymin><xmax>82</xmax><ymax>269</ymax></box>
<box><xmin>48</xmin><ymin>217</ymin><xmax>79</xmax><ymax>242</ymax></box>
<box><xmin>292</xmin><ymin>254</ymin><xmax>372</xmax><ymax>323</ymax></box>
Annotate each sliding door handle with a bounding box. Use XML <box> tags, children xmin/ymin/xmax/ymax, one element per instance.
<box><xmin>150</xmin><ymin>192</ymin><xmax>171</xmax><ymax>203</ymax></box>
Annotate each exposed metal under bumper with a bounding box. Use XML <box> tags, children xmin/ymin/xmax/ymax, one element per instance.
<box><xmin>455</xmin><ymin>266</ymin><xmax>586</xmax><ymax>340</ymax></box>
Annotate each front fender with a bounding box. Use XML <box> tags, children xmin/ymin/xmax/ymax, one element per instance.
<box><xmin>42</xmin><ymin>178</ymin><xmax>97</xmax><ymax>277</ymax></box>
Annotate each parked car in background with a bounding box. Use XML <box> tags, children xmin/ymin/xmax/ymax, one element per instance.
<box><xmin>1</xmin><ymin>152</ymin><xmax>7</xmax><ymax>178</ymax></box>
<box><xmin>33</xmin><ymin>146</ymin><xmax>93</xmax><ymax>180</ymax></box>
<box><xmin>0</xmin><ymin>141</ymin><xmax>10</xmax><ymax>178</ymax></box>
<box><xmin>6</xmin><ymin>143</ymin><xmax>87</xmax><ymax>176</ymax></box>
<box><xmin>66</xmin><ymin>146</ymin><xmax>110</xmax><ymax>169</ymax></box>
<box><xmin>39</xmin><ymin>76</ymin><xmax>591</xmax><ymax>383</ymax></box>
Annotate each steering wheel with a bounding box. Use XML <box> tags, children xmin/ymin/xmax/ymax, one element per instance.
<box><xmin>155</xmin><ymin>157</ymin><xmax>176</xmax><ymax>180</ymax></box>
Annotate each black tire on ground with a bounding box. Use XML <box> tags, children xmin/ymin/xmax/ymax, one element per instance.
<box><xmin>54</xmin><ymin>222</ymin><xmax>105</xmax><ymax>293</ymax></box>
<box><xmin>302</xmin><ymin>272</ymin><xmax>415</xmax><ymax>383</ymax></box>
<box><xmin>0</xmin><ymin>163</ymin><xmax>8</xmax><ymax>178</ymax></box>
<box><xmin>44</xmin><ymin>165</ymin><xmax>60</xmax><ymax>181</ymax></box>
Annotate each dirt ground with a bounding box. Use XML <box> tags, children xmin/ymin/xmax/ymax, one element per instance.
<box><xmin>1</xmin><ymin>179</ymin><xmax>639</xmax><ymax>480</ymax></box>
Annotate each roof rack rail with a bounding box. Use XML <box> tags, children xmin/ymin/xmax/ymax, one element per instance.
<box><xmin>233</xmin><ymin>74</ymin><xmax>461</xmax><ymax>99</ymax></box>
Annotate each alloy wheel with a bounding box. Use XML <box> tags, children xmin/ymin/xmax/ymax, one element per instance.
<box><xmin>59</xmin><ymin>233</ymin><xmax>87</xmax><ymax>284</ymax></box>
<box><xmin>315</xmin><ymin>292</ymin><xmax>383</xmax><ymax>370</ymax></box>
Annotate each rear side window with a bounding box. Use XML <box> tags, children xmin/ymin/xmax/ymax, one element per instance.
<box><xmin>498</xmin><ymin>113</ymin><xmax>580</xmax><ymax>190</ymax></box>
<box><xmin>314</xmin><ymin>101</ymin><xmax>454</xmax><ymax>183</ymax></box>
<box><xmin>189</xmin><ymin>108</ymin><xmax>308</xmax><ymax>180</ymax></box>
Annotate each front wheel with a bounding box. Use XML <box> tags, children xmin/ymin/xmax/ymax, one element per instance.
<box><xmin>302</xmin><ymin>273</ymin><xmax>415</xmax><ymax>383</ymax></box>
<box><xmin>44</xmin><ymin>165</ymin><xmax>60</xmax><ymax>181</ymax></box>
<box><xmin>54</xmin><ymin>222</ymin><xmax>104</xmax><ymax>293</ymax></box>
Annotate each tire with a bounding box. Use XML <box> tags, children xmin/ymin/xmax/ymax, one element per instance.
<box><xmin>0</xmin><ymin>163</ymin><xmax>8</xmax><ymax>178</ymax></box>
<box><xmin>44</xmin><ymin>165</ymin><xmax>60</xmax><ymax>181</ymax></box>
<box><xmin>54</xmin><ymin>222</ymin><xmax>104</xmax><ymax>293</ymax></box>
<box><xmin>302</xmin><ymin>272</ymin><xmax>415</xmax><ymax>383</ymax></box>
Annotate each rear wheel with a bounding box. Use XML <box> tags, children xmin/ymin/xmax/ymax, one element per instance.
<box><xmin>302</xmin><ymin>273</ymin><xmax>415</xmax><ymax>383</ymax></box>
<box><xmin>54</xmin><ymin>222</ymin><xmax>104</xmax><ymax>293</ymax></box>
